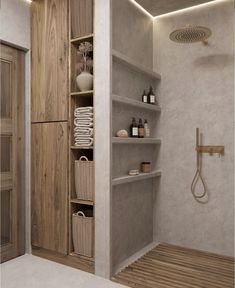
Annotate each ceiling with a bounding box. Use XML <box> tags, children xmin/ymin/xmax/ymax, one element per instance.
<box><xmin>134</xmin><ymin>0</ymin><xmax>215</xmax><ymax>17</ymax></box>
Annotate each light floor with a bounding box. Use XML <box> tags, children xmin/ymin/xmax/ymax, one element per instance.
<box><xmin>1</xmin><ymin>254</ymin><xmax>127</xmax><ymax>288</ymax></box>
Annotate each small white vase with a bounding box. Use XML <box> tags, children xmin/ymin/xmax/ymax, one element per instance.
<box><xmin>76</xmin><ymin>71</ymin><xmax>93</xmax><ymax>91</ymax></box>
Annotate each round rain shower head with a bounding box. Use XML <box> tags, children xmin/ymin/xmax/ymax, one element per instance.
<box><xmin>169</xmin><ymin>25</ymin><xmax>212</xmax><ymax>44</ymax></box>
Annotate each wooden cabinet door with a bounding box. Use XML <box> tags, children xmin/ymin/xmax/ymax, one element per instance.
<box><xmin>0</xmin><ymin>44</ymin><xmax>25</xmax><ymax>262</ymax></box>
<box><xmin>31</xmin><ymin>0</ymin><xmax>68</xmax><ymax>122</ymax></box>
<box><xmin>31</xmin><ymin>122</ymin><xmax>68</xmax><ymax>254</ymax></box>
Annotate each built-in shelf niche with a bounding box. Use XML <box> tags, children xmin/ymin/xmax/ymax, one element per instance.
<box><xmin>69</xmin><ymin>0</ymin><xmax>95</xmax><ymax>264</ymax></box>
<box><xmin>70</xmin><ymin>35</ymin><xmax>94</xmax><ymax>94</ymax></box>
<box><xmin>112</xmin><ymin>49</ymin><xmax>161</xmax><ymax>80</ymax></box>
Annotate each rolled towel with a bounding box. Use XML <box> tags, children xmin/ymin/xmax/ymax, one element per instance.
<box><xmin>74</xmin><ymin>137</ymin><xmax>93</xmax><ymax>147</ymax></box>
<box><xmin>74</xmin><ymin>131</ymin><xmax>93</xmax><ymax>137</ymax></box>
<box><xmin>74</xmin><ymin>127</ymin><xmax>93</xmax><ymax>136</ymax></box>
<box><xmin>74</xmin><ymin>118</ymin><xmax>93</xmax><ymax>127</ymax></box>
<box><xmin>74</xmin><ymin>112</ymin><xmax>93</xmax><ymax>118</ymax></box>
<box><xmin>74</xmin><ymin>115</ymin><xmax>93</xmax><ymax>119</ymax></box>
<box><xmin>74</xmin><ymin>107</ymin><xmax>93</xmax><ymax>113</ymax></box>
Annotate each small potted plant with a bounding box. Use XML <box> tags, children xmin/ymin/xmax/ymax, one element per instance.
<box><xmin>76</xmin><ymin>41</ymin><xmax>93</xmax><ymax>91</ymax></box>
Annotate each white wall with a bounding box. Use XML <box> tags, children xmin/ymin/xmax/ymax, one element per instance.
<box><xmin>0</xmin><ymin>0</ymin><xmax>31</xmax><ymax>253</ymax></box>
<box><xmin>153</xmin><ymin>0</ymin><xmax>234</xmax><ymax>256</ymax></box>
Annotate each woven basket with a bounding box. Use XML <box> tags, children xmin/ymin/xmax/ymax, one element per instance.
<box><xmin>72</xmin><ymin>211</ymin><xmax>94</xmax><ymax>257</ymax></box>
<box><xmin>75</xmin><ymin>156</ymin><xmax>94</xmax><ymax>201</ymax></box>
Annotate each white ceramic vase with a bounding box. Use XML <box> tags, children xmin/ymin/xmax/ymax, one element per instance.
<box><xmin>76</xmin><ymin>71</ymin><xmax>93</xmax><ymax>91</ymax></box>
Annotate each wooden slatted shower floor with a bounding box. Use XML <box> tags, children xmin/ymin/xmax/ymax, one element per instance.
<box><xmin>112</xmin><ymin>243</ymin><xmax>235</xmax><ymax>288</ymax></box>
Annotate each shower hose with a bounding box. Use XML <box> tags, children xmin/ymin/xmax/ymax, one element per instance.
<box><xmin>191</xmin><ymin>128</ymin><xmax>207</xmax><ymax>201</ymax></box>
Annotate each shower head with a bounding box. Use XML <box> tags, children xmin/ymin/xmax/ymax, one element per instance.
<box><xmin>169</xmin><ymin>25</ymin><xmax>212</xmax><ymax>44</ymax></box>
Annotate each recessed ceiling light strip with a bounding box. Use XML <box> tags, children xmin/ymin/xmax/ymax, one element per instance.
<box><xmin>154</xmin><ymin>0</ymin><xmax>219</xmax><ymax>19</ymax></box>
<box><xmin>129</xmin><ymin>0</ymin><xmax>154</xmax><ymax>19</ymax></box>
<box><xmin>130</xmin><ymin>0</ymin><xmax>221</xmax><ymax>19</ymax></box>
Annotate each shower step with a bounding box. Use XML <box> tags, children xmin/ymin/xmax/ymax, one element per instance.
<box><xmin>112</xmin><ymin>170</ymin><xmax>161</xmax><ymax>186</ymax></box>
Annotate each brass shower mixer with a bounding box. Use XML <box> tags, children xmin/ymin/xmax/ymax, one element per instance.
<box><xmin>196</xmin><ymin>145</ymin><xmax>225</xmax><ymax>155</ymax></box>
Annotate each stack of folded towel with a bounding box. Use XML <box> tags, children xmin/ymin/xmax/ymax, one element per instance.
<box><xmin>74</xmin><ymin>106</ymin><xmax>93</xmax><ymax>147</ymax></box>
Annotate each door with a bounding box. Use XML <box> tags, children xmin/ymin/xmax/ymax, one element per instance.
<box><xmin>31</xmin><ymin>0</ymin><xmax>68</xmax><ymax>122</ymax></box>
<box><xmin>31</xmin><ymin>122</ymin><xmax>67</xmax><ymax>254</ymax></box>
<box><xmin>0</xmin><ymin>44</ymin><xmax>25</xmax><ymax>262</ymax></box>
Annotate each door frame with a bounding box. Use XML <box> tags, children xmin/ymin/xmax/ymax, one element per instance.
<box><xmin>0</xmin><ymin>43</ymin><xmax>25</xmax><ymax>262</ymax></box>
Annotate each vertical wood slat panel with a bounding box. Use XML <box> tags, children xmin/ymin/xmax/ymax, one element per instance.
<box><xmin>71</xmin><ymin>0</ymin><xmax>93</xmax><ymax>39</ymax></box>
<box><xmin>31</xmin><ymin>122</ymin><xmax>68</xmax><ymax>254</ymax></box>
<box><xmin>31</xmin><ymin>0</ymin><xmax>68</xmax><ymax>122</ymax></box>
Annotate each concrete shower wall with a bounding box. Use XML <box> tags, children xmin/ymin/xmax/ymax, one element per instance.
<box><xmin>153</xmin><ymin>0</ymin><xmax>234</xmax><ymax>256</ymax></box>
<box><xmin>112</xmin><ymin>0</ymin><xmax>156</xmax><ymax>273</ymax></box>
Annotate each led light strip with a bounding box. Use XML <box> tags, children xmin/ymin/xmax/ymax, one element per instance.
<box><xmin>130</xmin><ymin>0</ymin><xmax>221</xmax><ymax>19</ymax></box>
<box><xmin>129</xmin><ymin>0</ymin><xmax>154</xmax><ymax>19</ymax></box>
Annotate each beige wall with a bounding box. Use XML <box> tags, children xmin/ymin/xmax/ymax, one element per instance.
<box><xmin>153</xmin><ymin>0</ymin><xmax>234</xmax><ymax>256</ymax></box>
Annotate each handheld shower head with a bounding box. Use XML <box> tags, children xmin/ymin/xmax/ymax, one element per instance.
<box><xmin>169</xmin><ymin>25</ymin><xmax>212</xmax><ymax>44</ymax></box>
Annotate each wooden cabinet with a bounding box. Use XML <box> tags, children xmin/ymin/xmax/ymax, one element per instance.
<box><xmin>31</xmin><ymin>122</ymin><xmax>68</xmax><ymax>254</ymax></box>
<box><xmin>31</xmin><ymin>0</ymin><xmax>68</xmax><ymax>122</ymax></box>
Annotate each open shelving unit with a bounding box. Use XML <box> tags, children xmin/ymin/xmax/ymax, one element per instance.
<box><xmin>68</xmin><ymin>0</ymin><xmax>95</xmax><ymax>267</ymax></box>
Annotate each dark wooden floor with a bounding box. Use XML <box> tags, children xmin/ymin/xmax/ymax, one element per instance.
<box><xmin>112</xmin><ymin>243</ymin><xmax>234</xmax><ymax>288</ymax></box>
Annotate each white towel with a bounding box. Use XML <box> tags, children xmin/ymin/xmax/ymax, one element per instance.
<box><xmin>74</xmin><ymin>127</ymin><xmax>93</xmax><ymax>132</ymax></box>
<box><xmin>74</xmin><ymin>115</ymin><xmax>93</xmax><ymax>119</ymax></box>
<box><xmin>74</xmin><ymin>107</ymin><xmax>93</xmax><ymax>113</ymax></box>
<box><xmin>74</xmin><ymin>112</ymin><xmax>93</xmax><ymax>118</ymax></box>
<box><xmin>74</xmin><ymin>118</ymin><xmax>93</xmax><ymax>127</ymax></box>
<box><xmin>74</xmin><ymin>129</ymin><xmax>93</xmax><ymax>137</ymax></box>
<box><xmin>74</xmin><ymin>137</ymin><xmax>93</xmax><ymax>147</ymax></box>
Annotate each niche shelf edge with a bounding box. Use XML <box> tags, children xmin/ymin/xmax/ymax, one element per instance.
<box><xmin>112</xmin><ymin>137</ymin><xmax>161</xmax><ymax>144</ymax></box>
<box><xmin>112</xmin><ymin>94</ymin><xmax>161</xmax><ymax>112</ymax></box>
<box><xmin>112</xmin><ymin>170</ymin><xmax>162</xmax><ymax>186</ymax></box>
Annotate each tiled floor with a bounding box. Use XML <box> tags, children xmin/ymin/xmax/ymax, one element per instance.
<box><xmin>1</xmin><ymin>254</ymin><xmax>127</xmax><ymax>288</ymax></box>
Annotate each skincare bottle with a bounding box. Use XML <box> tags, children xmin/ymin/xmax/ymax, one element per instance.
<box><xmin>144</xmin><ymin>119</ymin><xmax>150</xmax><ymax>137</ymax></box>
<box><xmin>130</xmin><ymin>117</ymin><xmax>138</xmax><ymax>138</ymax></box>
<box><xmin>142</xmin><ymin>90</ymin><xmax>148</xmax><ymax>103</ymax></box>
<box><xmin>148</xmin><ymin>86</ymin><xmax>156</xmax><ymax>104</ymax></box>
<box><xmin>138</xmin><ymin>119</ymin><xmax>145</xmax><ymax>138</ymax></box>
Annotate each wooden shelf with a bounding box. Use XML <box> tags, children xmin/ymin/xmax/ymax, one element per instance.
<box><xmin>71</xmin><ymin>146</ymin><xmax>93</xmax><ymax>150</ymax></box>
<box><xmin>112</xmin><ymin>49</ymin><xmax>161</xmax><ymax>80</ymax></box>
<box><xmin>70</xmin><ymin>199</ymin><xmax>94</xmax><ymax>206</ymax></box>
<box><xmin>112</xmin><ymin>170</ymin><xmax>161</xmax><ymax>186</ymax></box>
<box><xmin>112</xmin><ymin>94</ymin><xmax>161</xmax><ymax>112</ymax></box>
<box><xmin>70</xmin><ymin>34</ymin><xmax>94</xmax><ymax>45</ymax></box>
<box><xmin>71</xmin><ymin>90</ymin><xmax>93</xmax><ymax>97</ymax></box>
<box><xmin>112</xmin><ymin>137</ymin><xmax>161</xmax><ymax>145</ymax></box>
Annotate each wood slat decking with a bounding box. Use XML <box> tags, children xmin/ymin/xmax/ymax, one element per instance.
<box><xmin>112</xmin><ymin>243</ymin><xmax>234</xmax><ymax>288</ymax></box>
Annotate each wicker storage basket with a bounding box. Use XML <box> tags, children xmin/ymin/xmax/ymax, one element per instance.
<box><xmin>72</xmin><ymin>211</ymin><xmax>94</xmax><ymax>258</ymax></box>
<box><xmin>75</xmin><ymin>156</ymin><xmax>94</xmax><ymax>201</ymax></box>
